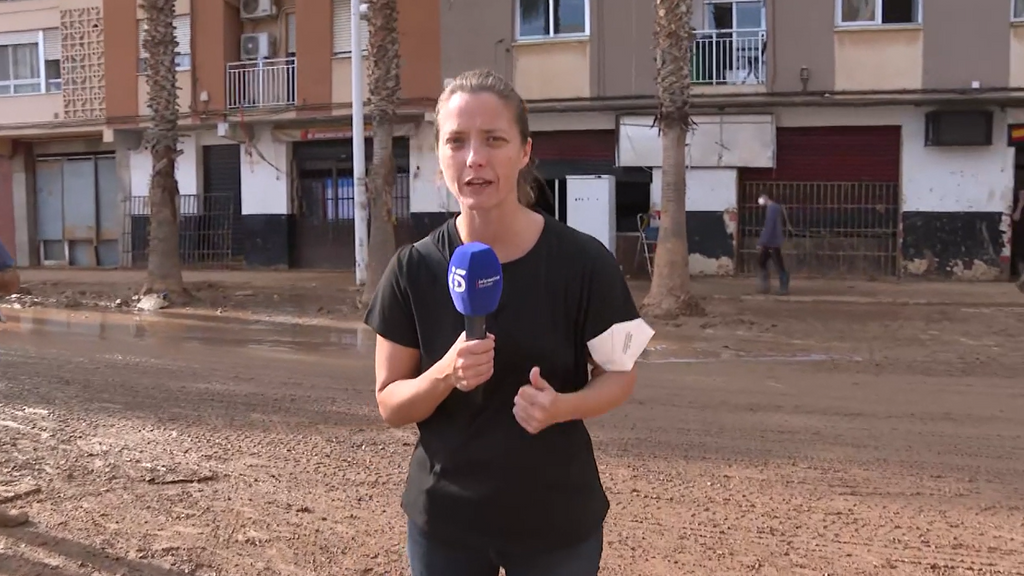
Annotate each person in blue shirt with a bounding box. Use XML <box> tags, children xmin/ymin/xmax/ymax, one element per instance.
<box><xmin>0</xmin><ymin>239</ymin><xmax>18</xmax><ymax>297</ymax></box>
<box><xmin>756</xmin><ymin>193</ymin><xmax>789</xmax><ymax>295</ymax></box>
<box><xmin>0</xmin><ymin>238</ymin><xmax>18</xmax><ymax>298</ymax></box>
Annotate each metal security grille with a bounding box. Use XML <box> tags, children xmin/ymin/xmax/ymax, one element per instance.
<box><xmin>121</xmin><ymin>192</ymin><xmax>241</xmax><ymax>269</ymax></box>
<box><xmin>738</xmin><ymin>181</ymin><xmax>900</xmax><ymax>278</ymax></box>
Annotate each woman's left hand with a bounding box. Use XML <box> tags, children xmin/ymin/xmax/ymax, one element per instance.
<box><xmin>513</xmin><ymin>367</ymin><xmax>565</xmax><ymax>435</ymax></box>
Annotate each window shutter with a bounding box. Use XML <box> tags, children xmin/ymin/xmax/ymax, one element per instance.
<box><xmin>358</xmin><ymin>5</ymin><xmax>367</xmax><ymax>51</ymax></box>
<box><xmin>0</xmin><ymin>31</ymin><xmax>40</xmax><ymax>46</ymax></box>
<box><xmin>138</xmin><ymin>16</ymin><xmax>189</xmax><ymax>56</ymax></box>
<box><xmin>332</xmin><ymin>0</ymin><xmax>367</xmax><ymax>54</ymax></box>
<box><xmin>286</xmin><ymin>12</ymin><xmax>296</xmax><ymax>54</ymax></box>
<box><xmin>174</xmin><ymin>14</ymin><xmax>190</xmax><ymax>54</ymax></box>
<box><xmin>332</xmin><ymin>0</ymin><xmax>351</xmax><ymax>54</ymax></box>
<box><xmin>358</xmin><ymin>5</ymin><xmax>368</xmax><ymax>51</ymax></box>
<box><xmin>43</xmin><ymin>28</ymin><xmax>60</xmax><ymax>60</ymax></box>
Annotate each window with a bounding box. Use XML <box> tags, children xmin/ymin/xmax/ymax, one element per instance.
<box><xmin>43</xmin><ymin>28</ymin><xmax>61</xmax><ymax>92</ymax></box>
<box><xmin>44</xmin><ymin>60</ymin><xmax>61</xmax><ymax>92</ymax></box>
<box><xmin>837</xmin><ymin>0</ymin><xmax>920</xmax><ymax>26</ymax></box>
<box><xmin>332</xmin><ymin>0</ymin><xmax>368</xmax><ymax>55</ymax></box>
<box><xmin>1015</xmin><ymin>0</ymin><xmax>1024</xmax><ymax>21</ymax></box>
<box><xmin>137</xmin><ymin>15</ymin><xmax>192</xmax><ymax>73</ymax></box>
<box><xmin>517</xmin><ymin>0</ymin><xmax>588</xmax><ymax>40</ymax></box>
<box><xmin>704</xmin><ymin>0</ymin><xmax>764</xmax><ymax>32</ymax></box>
<box><xmin>696</xmin><ymin>1</ymin><xmax>766</xmax><ymax>85</ymax></box>
<box><xmin>0</xmin><ymin>43</ymin><xmax>42</xmax><ymax>96</ymax></box>
<box><xmin>286</xmin><ymin>12</ymin><xmax>296</xmax><ymax>57</ymax></box>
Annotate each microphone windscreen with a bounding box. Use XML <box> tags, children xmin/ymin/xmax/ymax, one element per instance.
<box><xmin>448</xmin><ymin>242</ymin><xmax>503</xmax><ymax>317</ymax></box>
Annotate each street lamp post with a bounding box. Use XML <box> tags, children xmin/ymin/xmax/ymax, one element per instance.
<box><xmin>352</xmin><ymin>0</ymin><xmax>369</xmax><ymax>285</ymax></box>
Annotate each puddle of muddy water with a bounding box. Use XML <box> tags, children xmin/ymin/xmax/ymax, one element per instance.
<box><xmin>2</xmin><ymin>308</ymin><xmax>859</xmax><ymax>367</ymax></box>
<box><xmin>0</xmin><ymin>308</ymin><xmax>377</xmax><ymax>358</ymax></box>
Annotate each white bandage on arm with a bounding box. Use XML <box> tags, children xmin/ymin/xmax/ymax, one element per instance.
<box><xmin>586</xmin><ymin>317</ymin><xmax>656</xmax><ymax>372</ymax></box>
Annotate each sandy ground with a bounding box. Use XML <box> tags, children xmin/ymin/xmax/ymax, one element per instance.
<box><xmin>1</xmin><ymin>271</ymin><xmax>1024</xmax><ymax>575</ymax></box>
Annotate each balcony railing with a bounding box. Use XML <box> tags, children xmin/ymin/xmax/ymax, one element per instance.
<box><xmin>693</xmin><ymin>29</ymin><xmax>766</xmax><ymax>86</ymax></box>
<box><xmin>226</xmin><ymin>57</ymin><xmax>296</xmax><ymax>110</ymax></box>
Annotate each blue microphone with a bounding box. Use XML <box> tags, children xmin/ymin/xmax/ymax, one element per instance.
<box><xmin>448</xmin><ymin>242</ymin><xmax>503</xmax><ymax>341</ymax></box>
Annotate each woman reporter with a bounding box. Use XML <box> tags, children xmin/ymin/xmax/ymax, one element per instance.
<box><xmin>363</xmin><ymin>69</ymin><xmax>653</xmax><ymax>576</ymax></box>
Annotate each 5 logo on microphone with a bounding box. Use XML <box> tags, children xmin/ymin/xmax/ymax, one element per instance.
<box><xmin>448</xmin><ymin>266</ymin><xmax>467</xmax><ymax>293</ymax></box>
<box><xmin>449</xmin><ymin>265</ymin><xmax>499</xmax><ymax>293</ymax></box>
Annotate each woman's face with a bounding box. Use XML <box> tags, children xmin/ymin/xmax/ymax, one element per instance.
<box><xmin>436</xmin><ymin>91</ymin><xmax>531</xmax><ymax>212</ymax></box>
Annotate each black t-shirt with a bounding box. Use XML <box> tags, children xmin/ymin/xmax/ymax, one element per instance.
<box><xmin>363</xmin><ymin>213</ymin><xmax>641</xmax><ymax>553</ymax></box>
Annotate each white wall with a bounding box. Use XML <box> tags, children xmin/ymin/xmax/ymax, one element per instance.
<box><xmin>409</xmin><ymin>120</ymin><xmax>458</xmax><ymax>213</ymax></box>
<box><xmin>776</xmin><ymin>106</ymin><xmax>1016</xmax><ymax>215</ymax></box>
<box><xmin>904</xmin><ymin>112</ymin><xmax>1015</xmax><ymax>213</ymax></box>
<box><xmin>239</xmin><ymin>126</ymin><xmax>289</xmax><ymax>215</ymax></box>
<box><xmin>127</xmin><ymin>134</ymin><xmax>200</xmax><ymax>215</ymax></box>
<box><xmin>648</xmin><ymin>167</ymin><xmax>738</xmax><ymax>276</ymax></box>
<box><xmin>618</xmin><ymin>114</ymin><xmax>775</xmax><ymax>168</ymax></box>
<box><xmin>650</xmin><ymin>167</ymin><xmax>738</xmax><ymax>212</ymax></box>
<box><xmin>127</xmin><ymin>128</ymin><xmax>294</xmax><ymax>217</ymax></box>
<box><xmin>530</xmin><ymin>111</ymin><xmax>615</xmax><ymax>132</ymax></box>
<box><xmin>11</xmin><ymin>147</ymin><xmax>31</xmax><ymax>265</ymax></box>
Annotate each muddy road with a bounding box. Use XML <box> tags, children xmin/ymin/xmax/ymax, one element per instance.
<box><xmin>1</xmin><ymin>296</ymin><xmax>1023</xmax><ymax>575</ymax></box>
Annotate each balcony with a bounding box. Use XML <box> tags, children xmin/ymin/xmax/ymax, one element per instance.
<box><xmin>226</xmin><ymin>57</ymin><xmax>296</xmax><ymax>110</ymax></box>
<box><xmin>692</xmin><ymin>29</ymin><xmax>766</xmax><ymax>86</ymax></box>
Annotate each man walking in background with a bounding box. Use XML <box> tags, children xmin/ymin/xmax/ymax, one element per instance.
<box><xmin>756</xmin><ymin>193</ymin><xmax>790</xmax><ymax>295</ymax></box>
<box><xmin>0</xmin><ymin>239</ymin><xmax>28</xmax><ymax>527</ymax></box>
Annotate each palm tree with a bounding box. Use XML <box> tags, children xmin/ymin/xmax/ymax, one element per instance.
<box><xmin>141</xmin><ymin>0</ymin><xmax>186</xmax><ymax>301</ymax></box>
<box><xmin>361</xmin><ymin>0</ymin><xmax>401</xmax><ymax>305</ymax></box>
<box><xmin>641</xmin><ymin>0</ymin><xmax>705</xmax><ymax>318</ymax></box>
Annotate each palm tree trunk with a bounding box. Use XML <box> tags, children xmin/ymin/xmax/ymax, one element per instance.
<box><xmin>142</xmin><ymin>0</ymin><xmax>187</xmax><ymax>302</ymax></box>
<box><xmin>362</xmin><ymin>0</ymin><xmax>400</xmax><ymax>305</ymax></box>
<box><xmin>642</xmin><ymin>0</ymin><xmax>705</xmax><ymax>318</ymax></box>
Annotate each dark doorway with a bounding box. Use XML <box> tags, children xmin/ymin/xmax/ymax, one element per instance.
<box><xmin>200</xmin><ymin>144</ymin><xmax>244</xmax><ymax>266</ymax></box>
<box><xmin>291</xmin><ymin>161</ymin><xmax>357</xmax><ymax>270</ymax></box>
<box><xmin>533</xmin><ymin>177</ymin><xmax>566</xmax><ymax>223</ymax></box>
<box><xmin>616</xmin><ymin>180</ymin><xmax>651</xmax><ymax>234</ymax></box>
<box><xmin>291</xmin><ymin>137</ymin><xmax>410</xmax><ymax>269</ymax></box>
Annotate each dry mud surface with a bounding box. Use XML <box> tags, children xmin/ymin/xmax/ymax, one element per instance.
<box><xmin>1</xmin><ymin>283</ymin><xmax>1023</xmax><ymax>575</ymax></box>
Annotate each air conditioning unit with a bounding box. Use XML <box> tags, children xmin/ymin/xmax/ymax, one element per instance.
<box><xmin>240</xmin><ymin>32</ymin><xmax>274</xmax><ymax>61</ymax></box>
<box><xmin>240</xmin><ymin>0</ymin><xmax>277</xmax><ymax>20</ymax></box>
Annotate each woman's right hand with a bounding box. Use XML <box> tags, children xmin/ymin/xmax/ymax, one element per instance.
<box><xmin>442</xmin><ymin>332</ymin><xmax>495</xmax><ymax>392</ymax></box>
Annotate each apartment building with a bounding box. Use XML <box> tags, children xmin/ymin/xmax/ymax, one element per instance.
<box><xmin>2</xmin><ymin>0</ymin><xmax>1023</xmax><ymax>282</ymax></box>
<box><xmin>439</xmin><ymin>0</ymin><xmax>1024</xmax><ymax>281</ymax></box>
<box><xmin>0</xmin><ymin>0</ymin><xmax>441</xmax><ymax>270</ymax></box>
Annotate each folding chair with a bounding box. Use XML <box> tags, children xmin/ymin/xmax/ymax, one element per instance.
<box><xmin>637</xmin><ymin>212</ymin><xmax>660</xmax><ymax>278</ymax></box>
